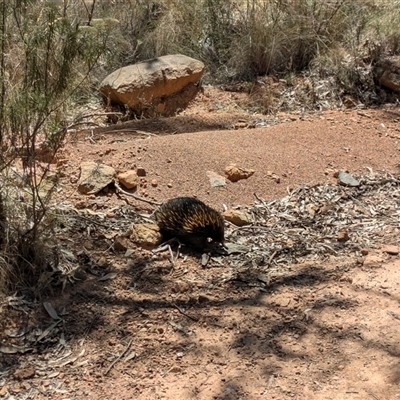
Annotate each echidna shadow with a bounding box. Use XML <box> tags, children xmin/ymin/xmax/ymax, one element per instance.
<box><xmin>154</xmin><ymin>197</ymin><xmax>224</xmax><ymax>250</ymax></box>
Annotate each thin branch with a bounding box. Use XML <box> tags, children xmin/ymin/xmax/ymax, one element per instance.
<box><xmin>103</xmin><ymin>338</ymin><xmax>133</xmax><ymax>376</ymax></box>
<box><xmin>114</xmin><ymin>181</ymin><xmax>161</xmax><ymax>206</ymax></box>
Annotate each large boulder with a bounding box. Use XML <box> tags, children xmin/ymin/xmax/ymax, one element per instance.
<box><xmin>100</xmin><ymin>54</ymin><xmax>205</xmax><ymax>117</ymax></box>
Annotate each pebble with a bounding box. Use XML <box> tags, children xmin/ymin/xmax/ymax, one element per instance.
<box><xmin>337</xmin><ymin>171</ymin><xmax>360</xmax><ymax>187</ymax></box>
<box><xmin>363</xmin><ymin>254</ymin><xmax>384</xmax><ymax>268</ymax></box>
<box><xmin>223</xmin><ymin>209</ymin><xmax>252</xmax><ymax>226</ymax></box>
<box><xmin>198</xmin><ymin>294</ymin><xmax>211</xmax><ymax>303</ymax></box>
<box><xmin>136</xmin><ymin>167</ymin><xmax>146</xmax><ymax>176</ymax></box>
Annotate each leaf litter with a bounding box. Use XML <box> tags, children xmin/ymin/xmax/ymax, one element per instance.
<box><xmin>1</xmin><ymin>170</ymin><xmax>399</xmax><ymax>398</ymax></box>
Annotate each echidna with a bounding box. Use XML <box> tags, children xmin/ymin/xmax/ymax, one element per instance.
<box><xmin>154</xmin><ymin>197</ymin><xmax>224</xmax><ymax>249</ymax></box>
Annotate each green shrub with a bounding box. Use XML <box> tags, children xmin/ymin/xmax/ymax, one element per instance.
<box><xmin>0</xmin><ymin>1</ymin><xmax>121</xmax><ymax>295</ymax></box>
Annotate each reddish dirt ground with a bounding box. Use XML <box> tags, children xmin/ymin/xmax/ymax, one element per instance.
<box><xmin>1</xmin><ymin>87</ymin><xmax>400</xmax><ymax>399</ymax></box>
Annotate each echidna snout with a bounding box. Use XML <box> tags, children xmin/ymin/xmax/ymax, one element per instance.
<box><xmin>154</xmin><ymin>197</ymin><xmax>225</xmax><ymax>248</ymax></box>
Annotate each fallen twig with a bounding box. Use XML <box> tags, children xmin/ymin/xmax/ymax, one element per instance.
<box><xmin>104</xmin><ymin>338</ymin><xmax>133</xmax><ymax>376</ymax></box>
<box><xmin>173</xmin><ymin>304</ymin><xmax>199</xmax><ymax>321</ymax></box>
<box><xmin>114</xmin><ymin>181</ymin><xmax>161</xmax><ymax>206</ymax></box>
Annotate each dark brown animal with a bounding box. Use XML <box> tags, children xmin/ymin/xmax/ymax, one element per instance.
<box><xmin>154</xmin><ymin>197</ymin><xmax>224</xmax><ymax>249</ymax></box>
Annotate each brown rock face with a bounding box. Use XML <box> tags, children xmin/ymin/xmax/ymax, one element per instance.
<box><xmin>130</xmin><ymin>223</ymin><xmax>162</xmax><ymax>248</ymax></box>
<box><xmin>223</xmin><ymin>209</ymin><xmax>252</xmax><ymax>226</ymax></box>
<box><xmin>117</xmin><ymin>170</ymin><xmax>138</xmax><ymax>189</ymax></box>
<box><xmin>78</xmin><ymin>162</ymin><xmax>115</xmax><ymax>194</ymax></box>
<box><xmin>100</xmin><ymin>54</ymin><xmax>205</xmax><ymax>116</ymax></box>
<box><xmin>225</xmin><ymin>164</ymin><xmax>255</xmax><ymax>182</ymax></box>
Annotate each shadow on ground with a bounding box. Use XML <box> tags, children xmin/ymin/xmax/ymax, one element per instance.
<box><xmin>1</xmin><ymin>250</ymin><xmax>399</xmax><ymax>399</ymax></box>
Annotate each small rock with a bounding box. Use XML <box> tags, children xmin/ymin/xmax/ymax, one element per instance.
<box><xmin>0</xmin><ymin>385</ymin><xmax>8</xmax><ymax>396</ymax></box>
<box><xmin>363</xmin><ymin>254</ymin><xmax>384</xmax><ymax>268</ymax></box>
<box><xmin>223</xmin><ymin>209</ymin><xmax>252</xmax><ymax>226</ymax></box>
<box><xmin>337</xmin><ymin>171</ymin><xmax>360</xmax><ymax>187</ymax></box>
<box><xmin>139</xmin><ymin>177</ymin><xmax>147</xmax><ymax>187</ymax></box>
<box><xmin>136</xmin><ymin>167</ymin><xmax>146</xmax><ymax>177</ymax></box>
<box><xmin>318</xmin><ymin>203</ymin><xmax>335</xmax><ymax>214</ymax></box>
<box><xmin>117</xmin><ymin>170</ymin><xmax>138</xmax><ymax>189</ymax></box>
<box><xmin>151</xmin><ymin>179</ymin><xmax>158</xmax><ymax>187</ymax></box>
<box><xmin>14</xmin><ymin>367</ymin><xmax>35</xmax><ymax>380</ymax></box>
<box><xmin>382</xmin><ymin>245</ymin><xmax>399</xmax><ymax>255</ymax></box>
<box><xmin>167</xmin><ymin>181</ymin><xmax>173</xmax><ymax>188</ymax></box>
<box><xmin>225</xmin><ymin>164</ymin><xmax>255</xmax><ymax>182</ymax></box>
<box><xmin>361</xmin><ymin>248</ymin><xmax>369</xmax><ymax>256</ymax></box>
<box><xmin>223</xmin><ymin>243</ymin><xmax>249</xmax><ymax>254</ymax></box>
<box><xmin>78</xmin><ymin>162</ymin><xmax>115</xmax><ymax>194</ymax></box>
<box><xmin>206</xmin><ymin>170</ymin><xmax>226</xmax><ymax>187</ymax></box>
<box><xmin>130</xmin><ymin>223</ymin><xmax>162</xmax><ymax>249</ymax></box>
<box><xmin>198</xmin><ymin>294</ymin><xmax>211</xmax><ymax>303</ymax></box>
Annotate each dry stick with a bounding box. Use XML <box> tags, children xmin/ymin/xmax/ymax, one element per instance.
<box><xmin>108</xmin><ymin>128</ymin><xmax>157</xmax><ymax>136</ymax></box>
<box><xmin>80</xmin><ymin>112</ymin><xmax>124</xmax><ymax>119</ymax></box>
<box><xmin>104</xmin><ymin>338</ymin><xmax>133</xmax><ymax>376</ymax></box>
<box><xmin>364</xmin><ymin>389</ymin><xmax>380</xmax><ymax>400</ymax></box>
<box><xmin>253</xmin><ymin>192</ymin><xmax>266</xmax><ymax>204</ymax></box>
<box><xmin>114</xmin><ymin>181</ymin><xmax>161</xmax><ymax>206</ymax></box>
<box><xmin>268</xmin><ymin>250</ymin><xmax>278</xmax><ymax>264</ymax></box>
<box><xmin>173</xmin><ymin>304</ymin><xmax>199</xmax><ymax>322</ymax></box>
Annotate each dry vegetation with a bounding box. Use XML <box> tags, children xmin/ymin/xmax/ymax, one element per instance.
<box><xmin>1</xmin><ymin>4</ymin><xmax>400</xmax><ymax>397</ymax></box>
